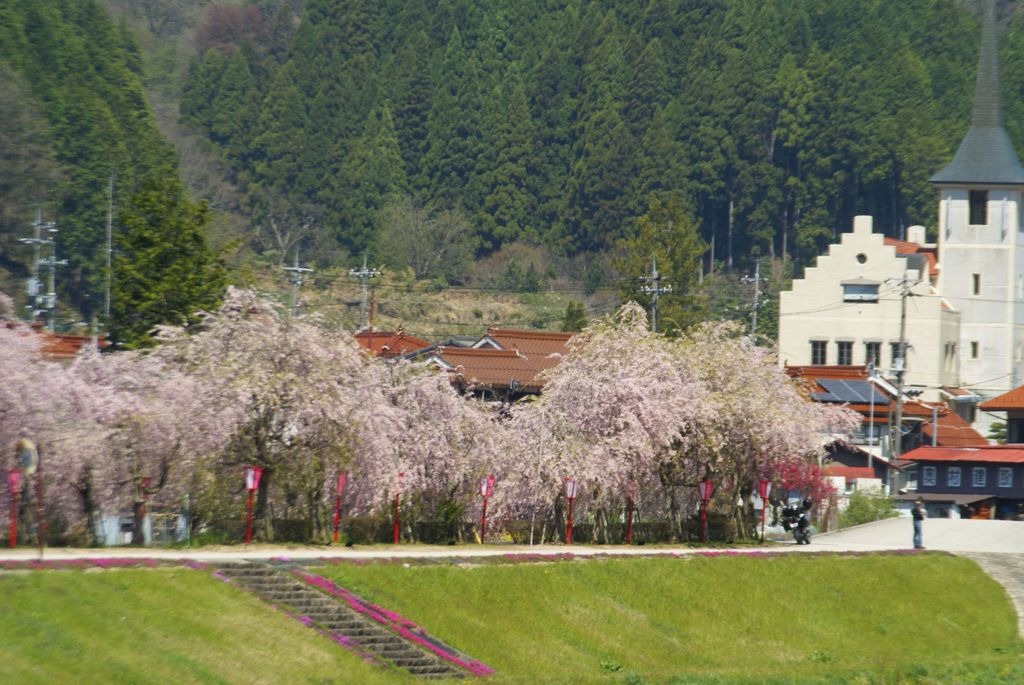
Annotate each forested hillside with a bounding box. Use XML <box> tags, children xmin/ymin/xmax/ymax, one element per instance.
<box><xmin>177</xmin><ymin>0</ymin><xmax>1012</xmax><ymax>281</ymax></box>
<box><xmin>0</xmin><ymin>0</ymin><xmax>223</xmax><ymax>346</ymax></box>
<box><xmin>3</xmin><ymin>0</ymin><xmax>1021</xmax><ymax>343</ymax></box>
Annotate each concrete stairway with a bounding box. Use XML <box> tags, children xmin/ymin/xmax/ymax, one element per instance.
<box><xmin>217</xmin><ymin>562</ymin><xmax>466</xmax><ymax>679</ymax></box>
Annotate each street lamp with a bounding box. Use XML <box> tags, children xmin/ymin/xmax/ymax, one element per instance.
<box><xmin>758</xmin><ymin>479</ymin><xmax>772</xmax><ymax>543</ymax></box>
<box><xmin>7</xmin><ymin>468</ymin><xmax>21</xmax><ymax>548</ymax></box>
<box><xmin>16</xmin><ymin>439</ymin><xmax>42</xmax><ymax>557</ymax></box>
<box><xmin>564</xmin><ymin>477</ymin><xmax>579</xmax><ymax>545</ymax></box>
<box><xmin>243</xmin><ymin>466</ymin><xmax>263</xmax><ymax>545</ymax></box>
<box><xmin>479</xmin><ymin>474</ymin><xmax>495</xmax><ymax>543</ymax></box>
<box><xmin>698</xmin><ymin>479</ymin><xmax>714</xmax><ymax>543</ymax></box>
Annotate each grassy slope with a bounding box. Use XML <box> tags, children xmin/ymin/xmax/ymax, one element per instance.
<box><xmin>0</xmin><ymin>556</ymin><xmax>1020</xmax><ymax>684</ymax></box>
<box><xmin>317</xmin><ymin>554</ymin><xmax>1024</xmax><ymax>684</ymax></box>
<box><xmin>0</xmin><ymin>568</ymin><xmax>405</xmax><ymax>685</ymax></box>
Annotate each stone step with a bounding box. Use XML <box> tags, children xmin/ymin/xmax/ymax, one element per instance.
<box><xmin>214</xmin><ymin>563</ymin><xmax>482</xmax><ymax>679</ymax></box>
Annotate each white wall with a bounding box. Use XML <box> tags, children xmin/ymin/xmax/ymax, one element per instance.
<box><xmin>778</xmin><ymin>216</ymin><xmax>958</xmax><ymax>399</ymax></box>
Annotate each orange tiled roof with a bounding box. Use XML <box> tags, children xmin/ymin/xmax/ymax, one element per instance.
<box><xmin>354</xmin><ymin>329</ymin><xmax>430</xmax><ymax>358</ymax></box>
<box><xmin>883</xmin><ymin>237</ymin><xmax>938</xmax><ymax>280</ymax></box>
<box><xmin>979</xmin><ymin>385</ymin><xmax>1024</xmax><ymax>411</ymax></box>
<box><xmin>902</xmin><ymin>445</ymin><xmax>1024</xmax><ymax>463</ymax></box>
<box><xmin>480</xmin><ymin>327</ymin><xmax>573</xmax><ymax>359</ymax></box>
<box><xmin>824</xmin><ymin>465</ymin><xmax>876</xmax><ymax>480</ymax></box>
<box><xmin>918</xmin><ymin>407</ymin><xmax>989</xmax><ymax>447</ymax></box>
<box><xmin>433</xmin><ymin>346</ymin><xmax>557</xmax><ymax>392</ymax></box>
<box><xmin>9</xmin><ymin>323</ymin><xmax>105</xmax><ymax>359</ymax></box>
<box><xmin>784</xmin><ymin>365</ymin><xmax>872</xmax><ymax>381</ymax></box>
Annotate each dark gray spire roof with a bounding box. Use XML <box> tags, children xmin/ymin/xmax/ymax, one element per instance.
<box><xmin>930</xmin><ymin>0</ymin><xmax>1024</xmax><ymax>186</ymax></box>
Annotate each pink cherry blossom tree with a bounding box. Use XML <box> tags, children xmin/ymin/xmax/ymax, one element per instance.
<box><xmin>70</xmin><ymin>349</ymin><xmax>241</xmax><ymax>544</ymax></box>
<box><xmin>675</xmin><ymin>321</ymin><xmax>859</xmax><ymax>537</ymax></box>
<box><xmin>147</xmin><ymin>287</ymin><xmax>399</xmax><ymax>541</ymax></box>
<box><xmin>0</xmin><ymin>320</ymin><xmax>110</xmax><ymax>543</ymax></box>
<box><xmin>506</xmin><ymin>303</ymin><xmax>710</xmax><ymax>542</ymax></box>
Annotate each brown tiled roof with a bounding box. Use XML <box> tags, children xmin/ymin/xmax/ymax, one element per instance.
<box><xmin>482</xmin><ymin>327</ymin><xmax>573</xmax><ymax>359</ymax></box>
<box><xmin>784</xmin><ymin>365</ymin><xmax>872</xmax><ymax>381</ymax></box>
<box><xmin>9</xmin><ymin>323</ymin><xmax>105</xmax><ymax>359</ymax></box>
<box><xmin>902</xmin><ymin>445</ymin><xmax>1024</xmax><ymax>463</ymax></box>
<box><xmin>979</xmin><ymin>385</ymin><xmax>1024</xmax><ymax>411</ymax></box>
<box><xmin>434</xmin><ymin>347</ymin><xmax>556</xmax><ymax>392</ymax></box>
<box><xmin>824</xmin><ymin>465</ymin><xmax>876</xmax><ymax>480</ymax></box>
<box><xmin>354</xmin><ymin>329</ymin><xmax>430</xmax><ymax>358</ymax></box>
<box><xmin>786</xmin><ymin>365</ymin><xmax>987</xmax><ymax>448</ymax></box>
<box><xmin>883</xmin><ymin>237</ymin><xmax>939</xmax><ymax>280</ymax></box>
<box><xmin>919</xmin><ymin>408</ymin><xmax>988</xmax><ymax>447</ymax></box>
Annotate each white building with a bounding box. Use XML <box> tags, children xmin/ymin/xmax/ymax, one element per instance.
<box><xmin>931</xmin><ymin>0</ymin><xmax>1024</xmax><ymax>415</ymax></box>
<box><xmin>780</xmin><ymin>0</ymin><xmax>1021</xmax><ymax>433</ymax></box>
<box><xmin>777</xmin><ymin>216</ymin><xmax>959</xmax><ymax>401</ymax></box>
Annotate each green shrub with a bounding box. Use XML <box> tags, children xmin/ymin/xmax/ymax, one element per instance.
<box><xmin>839</xmin><ymin>490</ymin><xmax>898</xmax><ymax>528</ymax></box>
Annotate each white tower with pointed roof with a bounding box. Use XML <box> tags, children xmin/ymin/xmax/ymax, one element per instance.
<box><xmin>932</xmin><ymin>0</ymin><xmax>1024</xmax><ymax>403</ymax></box>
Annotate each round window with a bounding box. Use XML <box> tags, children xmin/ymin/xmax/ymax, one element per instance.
<box><xmin>856</xmin><ymin>253</ymin><xmax>867</xmax><ymax>264</ymax></box>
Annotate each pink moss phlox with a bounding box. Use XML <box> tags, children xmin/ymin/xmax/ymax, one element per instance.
<box><xmin>211</xmin><ymin>570</ymin><xmax>233</xmax><ymax>583</ymax></box>
<box><xmin>292</xmin><ymin>569</ymin><xmax>495</xmax><ymax>676</ymax></box>
<box><xmin>181</xmin><ymin>560</ymin><xmax>208</xmax><ymax>570</ymax></box>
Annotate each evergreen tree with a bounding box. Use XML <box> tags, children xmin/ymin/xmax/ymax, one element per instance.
<box><xmin>614</xmin><ymin>198</ymin><xmax>708</xmax><ymax>335</ymax></box>
<box><xmin>111</xmin><ymin>169</ymin><xmax>225</xmax><ymax>348</ymax></box>
<box><xmin>335</xmin><ymin>102</ymin><xmax>408</xmax><ymax>253</ymax></box>
<box><xmin>481</xmin><ymin>65</ymin><xmax>536</xmax><ymax>249</ymax></box>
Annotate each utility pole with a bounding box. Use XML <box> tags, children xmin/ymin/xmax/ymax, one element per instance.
<box><xmin>886</xmin><ymin>275</ymin><xmax>919</xmax><ymax>463</ymax></box>
<box><xmin>349</xmin><ymin>254</ymin><xmax>381</xmax><ymax>330</ymax></box>
<box><xmin>741</xmin><ymin>259</ymin><xmax>761</xmax><ymax>337</ymax></box>
<box><xmin>640</xmin><ymin>256</ymin><xmax>672</xmax><ymax>333</ymax></box>
<box><xmin>104</xmin><ymin>176</ymin><xmax>114</xmax><ymax>322</ymax></box>
<box><xmin>282</xmin><ymin>247</ymin><xmax>313</xmax><ymax>317</ymax></box>
<box><xmin>20</xmin><ymin>208</ymin><xmax>64</xmax><ymax>329</ymax></box>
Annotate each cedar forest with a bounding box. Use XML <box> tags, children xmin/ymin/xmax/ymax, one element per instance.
<box><xmin>0</xmin><ymin>0</ymin><xmax>1019</xmax><ymax>345</ymax></box>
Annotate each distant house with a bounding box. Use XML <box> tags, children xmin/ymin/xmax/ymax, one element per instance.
<box><xmin>979</xmin><ymin>384</ymin><xmax>1024</xmax><ymax>442</ymax></box>
<box><xmin>786</xmin><ymin>364</ymin><xmax>987</xmax><ymax>496</ymax></box>
<box><xmin>777</xmin><ymin>216</ymin><xmax>958</xmax><ymax>403</ymax></box>
<box><xmin>898</xmin><ymin>445</ymin><xmax>1024</xmax><ymax>520</ymax></box>
<box><xmin>422</xmin><ymin>327</ymin><xmax>574</xmax><ymax>401</ymax></box>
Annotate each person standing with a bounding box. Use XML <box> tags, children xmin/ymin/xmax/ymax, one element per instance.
<box><xmin>912</xmin><ymin>498</ymin><xmax>926</xmax><ymax>549</ymax></box>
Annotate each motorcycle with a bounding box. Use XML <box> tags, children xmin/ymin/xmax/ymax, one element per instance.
<box><xmin>780</xmin><ymin>499</ymin><xmax>813</xmax><ymax>544</ymax></box>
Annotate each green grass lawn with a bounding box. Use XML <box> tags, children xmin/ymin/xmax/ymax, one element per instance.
<box><xmin>315</xmin><ymin>554</ymin><xmax>1024</xmax><ymax>684</ymax></box>
<box><xmin>0</xmin><ymin>567</ymin><xmax>406</xmax><ymax>685</ymax></box>
<box><xmin>0</xmin><ymin>554</ymin><xmax>1021</xmax><ymax>684</ymax></box>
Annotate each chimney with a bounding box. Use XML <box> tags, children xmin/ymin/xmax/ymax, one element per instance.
<box><xmin>853</xmin><ymin>215</ymin><xmax>873</xmax><ymax>234</ymax></box>
<box><xmin>907</xmin><ymin>225</ymin><xmax>927</xmax><ymax>246</ymax></box>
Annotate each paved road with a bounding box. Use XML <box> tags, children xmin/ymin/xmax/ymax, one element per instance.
<box><xmin>812</xmin><ymin>516</ymin><xmax>1024</xmax><ymax>553</ymax></box>
<box><xmin>0</xmin><ymin>518</ymin><xmax>1019</xmax><ymax>561</ymax></box>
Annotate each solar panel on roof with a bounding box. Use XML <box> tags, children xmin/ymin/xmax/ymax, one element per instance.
<box><xmin>817</xmin><ymin>379</ymin><xmax>888</xmax><ymax>404</ymax></box>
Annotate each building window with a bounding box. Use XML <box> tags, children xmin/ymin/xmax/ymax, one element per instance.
<box><xmin>891</xmin><ymin>342</ymin><xmax>904</xmax><ymax>369</ymax></box>
<box><xmin>948</xmin><ymin>467</ymin><xmax>961</xmax><ymax>488</ymax></box>
<box><xmin>843</xmin><ymin>283</ymin><xmax>879</xmax><ymax>302</ymax></box>
<box><xmin>922</xmin><ymin>466</ymin><xmax>937</xmax><ymax>487</ymax></box>
<box><xmin>999</xmin><ymin>467</ymin><xmax>1013</xmax><ymax>488</ymax></box>
<box><xmin>972</xmin><ymin>467</ymin><xmax>987</xmax><ymax>488</ymax></box>
<box><xmin>969</xmin><ymin>189</ymin><xmax>988</xmax><ymax>225</ymax></box>
<box><xmin>837</xmin><ymin>341</ymin><xmax>853</xmax><ymax>365</ymax></box>
<box><xmin>972</xmin><ymin>273</ymin><xmax>981</xmax><ymax>295</ymax></box>
<box><xmin>971</xmin><ymin>341</ymin><xmax>979</xmax><ymax>359</ymax></box>
<box><xmin>810</xmin><ymin>340</ymin><xmax>827</xmax><ymax>365</ymax></box>
<box><xmin>865</xmin><ymin>342</ymin><xmax>881</xmax><ymax>367</ymax></box>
